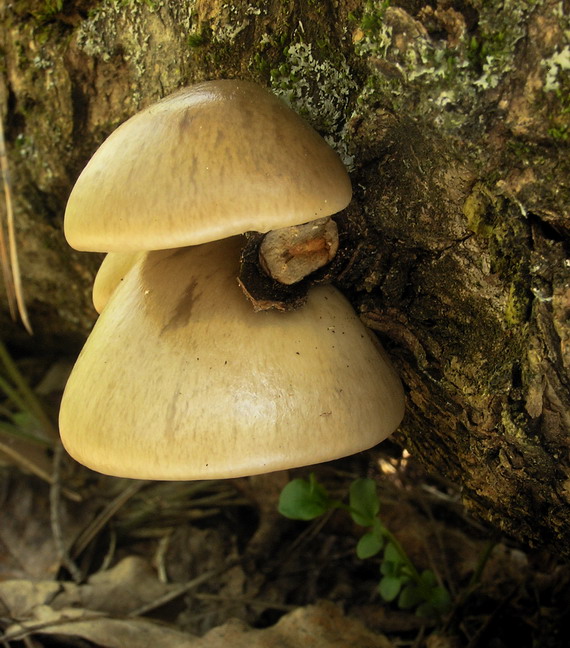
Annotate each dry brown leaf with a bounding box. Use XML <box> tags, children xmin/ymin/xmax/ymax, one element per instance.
<box><xmin>0</xmin><ymin>472</ymin><xmax>62</xmax><ymax>579</ymax></box>
<box><xmin>3</xmin><ymin>600</ymin><xmax>392</xmax><ymax>648</ymax></box>
<box><xmin>0</xmin><ymin>557</ymin><xmax>393</xmax><ymax>648</ymax></box>
<box><xmin>0</xmin><ymin>557</ymin><xmax>198</xmax><ymax>646</ymax></box>
<box><xmin>0</xmin><ymin>557</ymin><xmax>183</xmax><ymax>617</ymax></box>
<box><xmin>57</xmin><ymin>556</ymin><xmax>179</xmax><ymax>615</ymax></box>
<box><xmin>0</xmin><ymin>580</ymin><xmax>62</xmax><ymax>618</ymax></box>
<box><xmin>0</xmin><ymin>471</ymin><xmax>90</xmax><ymax>580</ymax></box>
<box><xmin>4</xmin><ymin>605</ymin><xmax>197</xmax><ymax>648</ymax></box>
<box><xmin>193</xmin><ymin>602</ymin><xmax>393</xmax><ymax>648</ymax></box>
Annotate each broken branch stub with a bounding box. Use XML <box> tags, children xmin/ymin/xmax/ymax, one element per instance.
<box><xmin>259</xmin><ymin>218</ymin><xmax>339</xmax><ymax>285</ymax></box>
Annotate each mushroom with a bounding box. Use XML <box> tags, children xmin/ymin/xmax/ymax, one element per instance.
<box><xmin>92</xmin><ymin>251</ymin><xmax>142</xmax><ymax>313</ymax></box>
<box><xmin>59</xmin><ymin>237</ymin><xmax>405</xmax><ymax>480</ymax></box>
<box><xmin>64</xmin><ymin>80</ymin><xmax>351</xmax><ymax>290</ymax></box>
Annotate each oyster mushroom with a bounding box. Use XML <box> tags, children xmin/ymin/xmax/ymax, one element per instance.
<box><xmin>59</xmin><ymin>237</ymin><xmax>404</xmax><ymax>480</ymax></box>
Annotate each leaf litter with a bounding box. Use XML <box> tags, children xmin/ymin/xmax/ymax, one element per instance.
<box><xmin>0</xmin><ymin>353</ymin><xmax>569</xmax><ymax>647</ymax></box>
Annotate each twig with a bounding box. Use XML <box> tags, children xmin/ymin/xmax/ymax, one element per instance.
<box><xmin>441</xmin><ymin>539</ymin><xmax>497</xmax><ymax>635</ymax></box>
<box><xmin>415</xmin><ymin>487</ymin><xmax>456</xmax><ymax>596</ymax></box>
<box><xmin>127</xmin><ymin>558</ymin><xmax>241</xmax><ymax>617</ymax></box>
<box><xmin>154</xmin><ymin>531</ymin><xmax>173</xmax><ymax>583</ymax></box>
<box><xmin>191</xmin><ymin>592</ymin><xmax>297</xmax><ymax>612</ymax></box>
<box><xmin>1</xmin><ymin>612</ymin><xmax>105</xmax><ymax>643</ymax></box>
<box><xmin>465</xmin><ymin>586</ymin><xmax>518</xmax><ymax>648</ymax></box>
<box><xmin>70</xmin><ymin>480</ymin><xmax>147</xmax><ymax>559</ymax></box>
<box><xmin>99</xmin><ymin>528</ymin><xmax>117</xmax><ymax>572</ymax></box>
<box><xmin>50</xmin><ymin>442</ymin><xmax>82</xmax><ymax>583</ymax></box>
<box><xmin>468</xmin><ymin>539</ymin><xmax>496</xmax><ymax>589</ymax></box>
<box><xmin>410</xmin><ymin>624</ymin><xmax>426</xmax><ymax>648</ymax></box>
<box><xmin>0</xmin><ymin>439</ymin><xmax>81</xmax><ymax>501</ymax></box>
<box><xmin>280</xmin><ymin>510</ymin><xmax>333</xmax><ymax>562</ymax></box>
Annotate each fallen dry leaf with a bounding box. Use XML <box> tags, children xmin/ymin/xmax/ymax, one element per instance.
<box><xmin>193</xmin><ymin>602</ymin><xmax>393</xmax><ymax>648</ymax></box>
<box><xmin>0</xmin><ymin>557</ymin><xmax>198</xmax><ymax>646</ymax></box>
<box><xmin>2</xmin><ymin>601</ymin><xmax>393</xmax><ymax>648</ymax></box>
<box><xmin>58</xmin><ymin>554</ymin><xmax>177</xmax><ymax>615</ymax></box>
<box><xmin>0</xmin><ymin>556</ymin><xmax>393</xmax><ymax>648</ymax></box>
<box><xmin>0</xmin><ymin>471</ymin><xmax>87</xmax><ymax>580</ymax></box>
<box><xmin>3</xmin><ymin>605</ymin><xmax>197</xmax><ymax>648</ymax></box>
<box><xmin>0</xmin><ymin>556</ymin><xmax>181</xmax><ymax>618</ymax></box>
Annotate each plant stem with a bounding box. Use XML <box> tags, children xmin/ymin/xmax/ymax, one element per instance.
<box><xmin>469</xmin><ymin>539</ymin><xmax>496</xmax><ymax>587</ymax></box>
<box><xmin>381</xmin><ymin>524</ymin><xmax>423</xmax><ymax>583</ymax></box>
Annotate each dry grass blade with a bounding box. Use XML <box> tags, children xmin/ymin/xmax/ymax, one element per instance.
<box><xmin>1</xmin><ymin>611</ymin><xmax>105</xmax><ymax>643</ymax></box>
<box><xmin>0</xmin><ymin>339</ymin><xmax>58</xmax><ymax>439</ymax></box>
<box><xmin>70</xmin><ymin>480</ymin><xmax>148</xmax><ymax>559</ymax></box>
<box><xmin>50</xmin><ymin>442</ymin><xmax>83</xmax><ymax>583</ymax></box>
<box><xmin>0</xmin><ymin>129</ymin><xmax>16</xmax><ymax>321</ymax></box>
<box><xmin>0</xmin><ymin>340</ymin><xmax>80</xmax><ymax>502</ymax></box>
<box><xmin>0</xmin><ymin>115</ymin><xmax>32</xmax><ymax>334</ymax></box>
<box><xmin>127</xmin><ymin>557</ymin><xmax>241</xmax><ymax>617</ymax></box>
<box><xmin>0</xmin><ymin>438</ymin><xmax>81</xmax><ymax>502</ymax></box>
<box><xmin>192</xmin><ymin>592</ymin><xmax>297</xmax><ymax>612</ymax></box>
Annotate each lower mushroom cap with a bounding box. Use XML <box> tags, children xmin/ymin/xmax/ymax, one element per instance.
<box><xmin>59</xmin><ymin>237</ymin><xmax>404</xmax><ymax>480</ymax></box>
<box><xmin>92</xmin><ymin>251</ymin><xmax>142</xmax><ymax>313</ymax></box>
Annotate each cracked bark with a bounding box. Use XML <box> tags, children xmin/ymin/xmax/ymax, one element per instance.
<box><xmin>1</xmin><ymin>0</ymin><xmax>568</xmax><ymax>556</ymax></box>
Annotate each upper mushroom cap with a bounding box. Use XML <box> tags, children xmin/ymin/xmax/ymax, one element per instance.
<box><xmin>64</xmin><ymin>80</ymin><xmax>352</xmax><ymax>252</ymax></box>
<box><xmin>59</xmin><ymin>237</ymin><xmax>404</xmax><ymax>480</ymax></box>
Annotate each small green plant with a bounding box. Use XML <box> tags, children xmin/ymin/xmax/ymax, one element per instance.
<box><xmin>0</xmin><ymin>338</ymin><xmax>55</xmax><ymax>445</ymax></box>
<box><xmin>278</xmin><ymin>473</ymin><xmax>451</xmax><ymax>618</ymax></box>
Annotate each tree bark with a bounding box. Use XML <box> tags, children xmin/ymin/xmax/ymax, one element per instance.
<box><xmin>1</xmin><ymin>0</ymin><xmax>568</xmax><ymax>555</ymax></box>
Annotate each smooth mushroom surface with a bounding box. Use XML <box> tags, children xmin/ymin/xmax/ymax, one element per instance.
<box><xmin>92</xmin><ymin>251</ymin><xmax>142</xmax><ymax>313</ymax></box>
<box><xmin>65</xmin><ymin>80</ymin><xmax>352</xmax><ymax>252</ymax></box>
<box><xmin>59</xmin><ymin>237</ymin><xmax>404</xmax><ymax>480</ymax></box>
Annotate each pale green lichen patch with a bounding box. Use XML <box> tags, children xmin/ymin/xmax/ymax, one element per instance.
<box><xmin>270</xmin><ymin>39</ymin><xmax>355</xmax><ymax>132</ymax></box>
<box><xmin>542</xmin><ymin>44</ymin><xmax>570</xmax><ymax>92</ymax></box>
<box><xmin>3</xmin><ymin>17</ymin><xmax>74</xmax><ymax>193</ymax></box>
<box><xmin>351</xmin><ymin>0</ymin><xmax>554</xmax><ymax>134</ymax></box>
<box><xmin>248</xmin><ymin>22</ymin><xmax>357</xmax><ymax>165</ymax></box>
<box><xmin>463</xmin><ymin>184</ymin><xmax>497</xmax><ymax>239</ymax></box>
<box><xmin>76</xmin><ymin>0</ymin><xmax>198</xmax><ymax>106</ymax></box>
<box><xmin>208</xmin><ymin>3</ymin><xmax>265</xmax><ymax>45</ymax></box>
<box><xmin>543</xmin><ymin>49</ymin><xmax>570</xmax><ymax>141</ymax></box>
<box><xmin>501</xmin><ymin>404</ymin><xmax>537</xmax><ymax>443</ymax></box>
<box><xmin>504</xmin><ymin>281</ymin><xmax>530</xmax><ymax>327</ymax></box>
<box><xmin>469</xmin><ymin>0</ymin><xmax>542</xmax><ymax>91</ymax></box>
<box><xmin>462</xmin><ymin>185</ymin><xmax>533</xmax><ymax>329</ymax></box>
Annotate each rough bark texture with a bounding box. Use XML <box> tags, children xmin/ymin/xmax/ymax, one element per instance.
<box><xmin>1</xmin><ymin>1</ymin><xmax>568</xmax><ymax>555</ymax></box>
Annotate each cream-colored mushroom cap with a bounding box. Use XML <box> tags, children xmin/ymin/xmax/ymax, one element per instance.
<box><xmin>59</xmin><ymin>237</ymin><xmax>404</xmax><ymax>480</ymax></box>
<box><xmin>64</xmin><ymin>80</ymin><xmax>352</xmax><ymax>252</ymax></box>
<box><xmin>92</xmin><ymin>252</ymin><xmax>142</xmax><ymax>314</ymax></box>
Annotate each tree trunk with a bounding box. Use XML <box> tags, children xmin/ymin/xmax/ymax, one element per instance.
<box><xmin>1</xmin><ymin>0</ymin><xmax>568</xmax><ymax>555</ymax></box>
